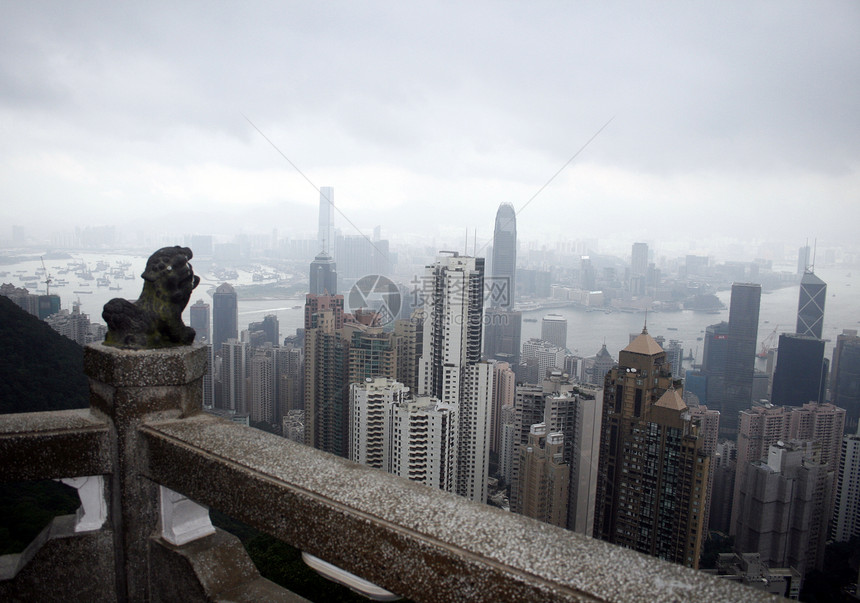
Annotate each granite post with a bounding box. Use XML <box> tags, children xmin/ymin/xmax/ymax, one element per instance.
<box><xmin>84</xmin><ymin>343</ymin><xmax>208</xmax><ymax>601</ymax></box>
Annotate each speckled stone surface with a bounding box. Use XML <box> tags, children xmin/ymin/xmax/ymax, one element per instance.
<box><xmin>84</xmin><ymin>342</ymin><xmax>208</xmax><ymax>388</ymax></box>
<box><xmin>0</xmin><ymin>409</ymin><xmax>111</xmax><ymax>481</ymax></box>
<box><xmin>143</xmin><ymin>417</ymin><xmax>785</xmax><ymax>603</ymax></box>
<box><xmin>0</xmin><ymin>515</ymin><xmax>116</xmax><ymax>601</ymax></box>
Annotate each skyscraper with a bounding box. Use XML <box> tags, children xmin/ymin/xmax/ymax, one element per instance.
<box><xmin>631</xmin><ymin>242</ymin><xmax>648</xmax><ymax>277</ymax></box>
<box><xmin>797</xmin><ymin>245</ymin><xmax>811</xmax><ymax>275</ymax></box>
<box><xmin>630</xmin><ymin>242</ymin><xmax>648</xmax><ymax>295</ymax></box>
<box><xmin>318</xmin><ymin>186</ymin><xmax>334</xmax><ymax>255</ymax></box>
<box><xmin>722</xmin><ymin>283</ymin><xmax>761</xmax><ymax>438</ymax></box>
<box><xmin>541</xmin><ymin>314</ymin><xmax>568</xmax><ymax>350</ymax></box>
<box><xmin>796</xmin><ymin>270</ymin><xmax>826</xmax><ymax>339</ymax></box>
<box><xmin>189</xmin><ymin>299</ymin><xmax>210</xmax><ymax>344</ymax></box>
<box><xmin>417</xmin><ymin>253</ymin><xmax>493</xmax><ymax>503</ymax></box>
<box><xmin>770</xmin><ymin>334</ymin><xmax>826</xmax><ymax>406</ymax></box>
<box><xmin>594</xmin><ymin>328</ymin><xmax>710</xmax><ymax>568</ymax></box>
<box><xmin>832</xmin><ymin>330</ymin><xmax>860</xmax><ymax>433</ymax></box>
<box><xmin>490</xmin><ymin>203</ymin><xmax>517</xmax><ymax>309</ymax></box>
<box><xmin>212</xmin><ymin>283</ymin><xmax>238</xmax><ymax>353</ymax></box>
<box><xmin>309</xmin><ymin>251</ymin><xmax>337</xmax><ymax>295</ymax></box>
<box><xmin>483</xmin><ymin>308</ymin><xmax>522</xmax><ymax>364</ymax></box>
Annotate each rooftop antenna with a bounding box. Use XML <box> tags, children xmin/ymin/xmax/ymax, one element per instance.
<box><xmin>464</xmin><ymin>228</ymin><xmax>468</xmax><ymax>256</ymax></box>
<box><xmin>643</xmin><ymin>309</ymin><xmax>648</xmax><ymax>333</ymax></box>
<box><xmin>811</xmin><ymin>238</ymin><xmax>817</xmax><ymax>272</ymax></box>
<box><xmin>473</xmin><ymin>228</ymin><xmax>477</xmax><ymax>257</ymax></box>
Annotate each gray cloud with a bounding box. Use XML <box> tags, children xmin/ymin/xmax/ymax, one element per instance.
<box><xmin>1</xmin><ymin>1</ymin><xmax>858</xmax><ymax>247</ymax></box>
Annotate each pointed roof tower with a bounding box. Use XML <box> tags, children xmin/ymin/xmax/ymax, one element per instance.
<box><xmin>623</xmin><ymin>325</ymin><xmax>664</xmax><ymax>356</ymax></box>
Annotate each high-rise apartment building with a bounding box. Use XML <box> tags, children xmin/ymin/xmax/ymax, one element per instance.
<box><xmin>417</xmin><ymin>253</ymin><xmax>484</xmax><ymax>403</ymax></box>
<box><xmin>507</xmin><ymin>375</ymin><xmax>603</xmax><ymax>534</ymax></box>
<box><xmin>219</xmin><ymin>338</ymin><xmax>247</xmax><ymax>415</ymax></box>
<box><xmin>303</xmin><ymin>294</ymin><xmax>349</xmax><ymax>457</ymax></box>
<box><xmin>796</xmin><ymin>270</ymin><xmax>826</xmax><ymax>339</ymax></box>
<box><xmin>212</xmin><ymin>283</ymin><xmax>238</xmax><ymax>353</ymax></box>
<box><xmin>521</xmin><ymin>339</ymin><xmax>566</xmax><ymax>383</ymax></box>
<box><xmin>730</xmin><ymin>401</ymin><xmax>845</xmax><ymax>536</ymax></box>
<box><xmin>789</xmin><ymin>402</ymin><xmax>846</xmax><ymax>470</ymax></box>
<box><xmin>189</xmin><ymin>299</ymin><xmax>210</xmax><ymax>344</ymax></box>
<box><xmin>490</xmin><ymin>203</ymin><xmax>517</xmax><ymax>309</ymax></box>
<box><xmin>249</xmin><ymin>346</ymin><xmax>276</xmax><ymax>424</ymax></box>
<box><xmin>392</xmin><ymin>311</ymin><xmax>422</xmax><ymax>391</ymax></box>
<box><xmin>248</xmin><ymin>314</ymin><xmax>279</xmax><ymax>349</ymax></box>
<box><xmin>594</xmin><ymin>329</ymin><xmax>710</xmax><ymax>568</ymax></box>
<box><xmin>318</xmin><ymin>186</ymin><xmax>334</xmax><ymax>255</ymax></box>
<box><xmin>513</xmin><ymin>424</ymin><xmax>569</xmax><ymax>528</ymax></box>
<box><xmin>541</xmin><ymin>314</ymin><xmax>568</xmax><ymax>350</ymax></box>
<box><xmin>489</xmin><ymin>361</ymin><xmax>515</xmax><ymax>456</ymax></box>
<box><xmin>733</xmin><ymin>441</ymin><xmax>834</xmax><ymax>575</ymax></box>
<box><xmin>722</xmin><ymin>283</ymin><xmax>761</xmax><ymax>438</ymax></box>
<box><xmin>349</xmin><ymin>377</ymin><xmax>410</xmax><ymax>469</ymax></box>
<box><xmin>832</xmin><ymin>430</ymin><xmax>860</xmax><ymax>542</ymax></box>
<box><xmin>832</xmin><ymin>330</ymin><xmax>860</xmax><ymax>434</ymax></box>
<box><xmin>388</xmin><ymin>396</ymin><xmax>457</xmax><ymax>492</ymax></box>
<box><xmin>730</xmin><ymin>403</ymin><xmax>793</xmax><ymax>537</ymax></box>
<box><xmin>349</xmin><ymin>378</ymin><xmax>459</xmax><ymax>493</ymax></box>
<box><xmin>276</xmin><ymin>345</ymin><xmax>303</xmax><ymax>417</ymax></box>
<box><xmin>417</xmin><ymin>253</ymin><xmax>492</xmax><ymax>503</ymax></box>
<box><xmin>709</xmin><ymin>440</ymin><xmax>737</xmax><ymax>533</ymax></box>
<box><xmin>309</xmin><ymin>251</ymin><xmax>337</xmax><ymax>296</ymax></box>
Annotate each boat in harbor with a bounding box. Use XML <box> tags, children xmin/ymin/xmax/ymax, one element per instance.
<box><xmin>73</xmin><ymin>290</ymin><xmax>93</xmax><ymax>294</ymax></box>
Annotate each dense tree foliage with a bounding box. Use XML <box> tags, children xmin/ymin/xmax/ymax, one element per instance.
<box><xmin>801</xmin><ymin>537</ymin><xmax>860</xmax><ymax>602</ymax></box>
<box><xmin>211</xmin><ymin>511</ymin><xmax>383</xmax><ymax>602</ymax></box>
<box><xmin>0</xmin><ymin>480</ymin><xmax>79</xmax><ymax>554</ymax></box>
<box><xmin>0</xmin><ymin>296</ymin><xmax>89</xmax><ymax>414</ymax></box>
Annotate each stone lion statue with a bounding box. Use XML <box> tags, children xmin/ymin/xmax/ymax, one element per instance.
<box><xmin>103</xmin><ymin>246</ymin><xmax>201</xmax><ymax>349</ymax></box>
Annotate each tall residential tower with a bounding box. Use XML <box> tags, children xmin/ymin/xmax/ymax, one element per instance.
<box><xmin>594</xmin><ymin>328</ymin><xmax>710</xmax><ymax>568</ymax></box>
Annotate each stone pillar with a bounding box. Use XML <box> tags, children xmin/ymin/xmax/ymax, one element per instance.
<box><xmin>84</xmin><ymin>343</ymin><xmax>207</xmax><ymax>602</ymax></box>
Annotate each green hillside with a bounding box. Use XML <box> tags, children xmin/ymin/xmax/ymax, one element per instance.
<box><xmin>0</xmin><ymin>296</ymin><xmax>89</xmax><ymax>414</ymax></box>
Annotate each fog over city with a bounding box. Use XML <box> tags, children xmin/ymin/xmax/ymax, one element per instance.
<box><xmin>2</xmin><ymin>2</ymin><xmax>859</xmax><ymax>252</ymax></box>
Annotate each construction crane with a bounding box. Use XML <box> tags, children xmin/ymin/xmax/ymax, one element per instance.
<box><xmin>757</xmin><ymin>324</ymin><xmax>779</xmax><ymax>358</ymax></box>
<box><xmin>40</xmin><ymin>256</ymin><xmax>52</xmax><ymax>296</ymax></box>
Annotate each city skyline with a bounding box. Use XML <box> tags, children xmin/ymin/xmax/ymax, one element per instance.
<box><xmin>1</xmin><ymin>3</ymin><xmax>859</xmax><ymax>250</ymax></box>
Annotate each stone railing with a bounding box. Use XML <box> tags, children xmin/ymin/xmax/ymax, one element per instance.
<box><xmin>0</xmin><ymin>344</ymin><xmax>785</xmax><ymax>602</ymax></box>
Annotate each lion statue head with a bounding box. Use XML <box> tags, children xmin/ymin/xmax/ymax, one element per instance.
<box><xmin>103</xmin><ymin>246</ymin><xmax>201</xmax><ymax>349</ymax></box>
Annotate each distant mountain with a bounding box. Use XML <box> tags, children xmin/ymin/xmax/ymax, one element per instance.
<box><xmin>0</xmin><ymin>296</ymin><xmax>89</xmax><ymax>414</ymax></box>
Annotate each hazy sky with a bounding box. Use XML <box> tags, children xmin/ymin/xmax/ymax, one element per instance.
<box><xmin>2</xmin><ymin>2</ymin><xmax>859</xmax><ymax>251</ymax></box>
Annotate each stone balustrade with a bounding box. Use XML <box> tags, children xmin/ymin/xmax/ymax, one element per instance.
<box><xmin>0</xmin><ymin>343</ymin><xmax>785</xmax><ymax>602</ymax></box>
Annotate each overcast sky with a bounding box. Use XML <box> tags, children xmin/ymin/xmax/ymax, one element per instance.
<box><xmin>2</xmin><ymin>2</ymin><xmax>859</xmax><ymax>253</ymax></box>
